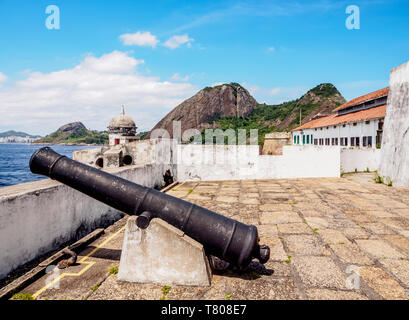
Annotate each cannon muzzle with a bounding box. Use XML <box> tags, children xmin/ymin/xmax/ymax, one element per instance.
<box><xmin>30</xmin><ymin>147</ymin><xmax>270</xmax><ymax>269</ymax></box>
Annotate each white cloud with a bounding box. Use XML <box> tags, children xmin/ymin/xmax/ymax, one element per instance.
<box><xmin>0</xmin><ymin>72</ymin><xmax>7</xmax><ymax>87</ymax></box>
<box><xmin>0</xmin><ymin>51</ymin><xmax>197</xmax><ymax>135</ymax></box>
<box><xmin>270</xmin><ymin>87</ymin><xmax>281</xmax><ymax>96</ymax></box>
<box><xmin>171</xmin><ymin>73</ymin><xmax>190</xmax><ymax>81</ymax></box>
<box><xmin>119</xmin><ymin>31</ymin><xmax>160</xmax><ymax>47</ymax></box>
<box><xmin>267</xmin><ymin>46</ymin><xmax>275</xmax><ymax>52</ymax></box>
<box><xmin>163</xmin><ymin>34</ymin><xmax>194</xmax><ymax>49</ymax></box>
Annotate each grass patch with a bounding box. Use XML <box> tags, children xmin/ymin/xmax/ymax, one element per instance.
<box><xmin>246</xmin><ymin>272</ymin><xmax>262</xmax><ymax>280</ymax></box>
<box><xmin>161</xmin><ymin>285</ymin><xmax>171</xmax><ymax>300</ymax></box>
<box><xmin>284</xmin><ymin>255</ymin><xmax>292</xmax><ymax>264</ymax></box>
<box><xmin>109</xmin><ymin>266</ymin><xmax>119</xmax><ymax>275</ymax></box>
<box><xmin>11</xmin><ymin>293</ymin><xmax>35</xmax><ymax>300</ymax></box>
<box><xmin>225</xmin><ymin>294</ymin><xmax>232</xmax><ymax>300</ymax></box>
<box><xmin>91</xmin><ymin>284</ymin><xmax>100</xmax><ymax>292</ymax></box>
<box><xmin>187</xmin><ymin>188</ymin><xmax>194</xmax><ymax>195</ymax></box>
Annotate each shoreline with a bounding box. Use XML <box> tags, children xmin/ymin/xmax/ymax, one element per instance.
<box><xmin>30</xmin><ymin>143</ymin><xmax>106</xmax><ymax>146</ymax></box>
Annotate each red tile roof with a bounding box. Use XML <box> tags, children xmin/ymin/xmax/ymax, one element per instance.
<box><xmin>293</xmin><ymin>104</ymin><xmax>386</xmax><ymax>131</ymax></box>
<box><xmin>334</xmin><ymin>87</ymin><xmax>389</xmax><ymax>112</ymax></box>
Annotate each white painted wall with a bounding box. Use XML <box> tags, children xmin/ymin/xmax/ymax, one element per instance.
<box><xmin>176</xmin><ymin>145</ymin><xmax>341</xmax><ymax>181</ymax></box>
<box><xmin>340</xmin><ymin>148</ymin><xmax>381</xmax><ymax>173</ymax></box>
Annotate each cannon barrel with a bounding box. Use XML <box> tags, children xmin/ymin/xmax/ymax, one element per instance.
<box><xmin>29</xmin><ymin>147</ymin><xmax>270</xmax><ymax>269</ymax></box>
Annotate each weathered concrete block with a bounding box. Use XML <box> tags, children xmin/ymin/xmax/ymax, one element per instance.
<box><xmin>379</xmin><ymin>61</ymin><xmax>409</xmax><ymax>186</ymax></box>
<box><xmin>117</xmin><ymin>217</ymin><xmax>212</xmax><ymax>286</ymax></box>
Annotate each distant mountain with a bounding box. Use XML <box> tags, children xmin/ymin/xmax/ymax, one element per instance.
<box><xmin>33</xmin><ymin>122</ymin><xmax>108</xmax><ymax>145</ymax></box>
<box><xmin>0</xmin><ymin>130</ymin><xmax>41</xmax><ymax>138</ymax></box>
<box><xmin>146</xmin><ymin>82</ymin><xmax>346</xmax><ymax>145</ymax></box>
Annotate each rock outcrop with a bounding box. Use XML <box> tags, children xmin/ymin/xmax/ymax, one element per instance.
<box><xmin>146</xmin><ymin>83</ymin><xmax>257</xmax><ymax>138</ymax></box>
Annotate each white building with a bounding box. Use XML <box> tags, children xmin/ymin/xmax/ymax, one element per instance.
<box><xmin>292</xmin><ymin>87</ymin><xmax>388</xmax><ymax>149</ymax></box>
<box><xmin>108</xmin><ymin>106</ymin><xmax>138</xmax><ymax>146</ymax></box>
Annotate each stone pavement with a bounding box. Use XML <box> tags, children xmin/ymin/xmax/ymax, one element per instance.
<box><xmin>13</xmin><ymin>173</ymin><xmax>409</xmax><ymax>300</ymax></box>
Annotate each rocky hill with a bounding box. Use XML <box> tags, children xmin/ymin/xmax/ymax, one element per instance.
<box><xmin>33</xmin><ymin>122</ymin><xmax>108</xmax><ymax>145</ymax></box>
<box><xmin>146</xmin><ymin>82</ymin><xmax>257</xmax><ymax>138</ymax></box>
<box><xmin>147</xmin><ymin>82</ymin><xmax>346</xmax><ymax>144</ymax></box>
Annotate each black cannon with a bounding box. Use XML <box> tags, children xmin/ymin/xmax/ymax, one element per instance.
<box><xmin>29</xmin><ymin>147</ymin><xmax>270</xmax><ymax>269</ymax></box>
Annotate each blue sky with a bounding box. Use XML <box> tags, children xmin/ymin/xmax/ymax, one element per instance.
<box><xmin>0</xmin><ymin>0</ymin><xmax>408</xmax><ymax>135</ymax></box>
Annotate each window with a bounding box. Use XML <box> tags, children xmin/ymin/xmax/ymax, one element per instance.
<box><xmin>365</xmin><ymin>120</ymin><xmax>370</xmax><ymax>125</ymax></box>
<box><xmin>297</xmin><ymin>136</ymin><xmax>299</xmax><ymax>144</ymax></box>
<box><xmin>368</xmin><ymin>136</ymin><xmax>372</xmax><ymax>147</ymax></box>
<box><xmin>294</xmin><ymin>136</ymin><xmax>296</xmax><ymax>144</ymax></box>
<box><xmin>353</xmin><ymin>123</ymin><xmax>357</xmax><ymax>126</ymax></box>
<box><xmin>363</xmin><ymin>136</ymin><xmax>368</xmax><ymax>147</ymax></box>
<box><xmin>342</xmin><ymin>124</ymin><xmax>346</xmax><ymax>128</ymax></box>
<box><xmin>335</xmin><ymin>138</ymin><xmax>338</xmax><ymax>145</ymax></box>
<box><xmin>314</xmin><ymin>139</ymin><xmax>318</xmax><ymax>145</ymax></box>
<box><xmin>356</xmin><ymin>137</ymin><xmax>360</xmax><ymax>147</ymax></box>
<box><xmin>307</xmin><ymin>135</ymin><xmax>310</xmax><ymax>144</ymax></box>
<box><xmin>351</xmin><ymin>137</ymin><xmax>355</xmax><ymax>146</ymax></box>
<box><xmin>303</xmin><ymin>135</ymin><xmax>305</xmax><ymax>144</ymax></box>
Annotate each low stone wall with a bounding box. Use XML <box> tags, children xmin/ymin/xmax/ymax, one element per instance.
<box><xmin>0</xmin><ymin>162</ymin><xmax>172</xmax><ymax>280</ymax></box>
<box><xmin>340</xmin><ymin>148</ymin><xmax>381</xmax><ymax>173</ymax></box>
<box><xmin>176</xmin><ymin>145</ymin><xmax>341</xmax><ymax>181</ymax></box>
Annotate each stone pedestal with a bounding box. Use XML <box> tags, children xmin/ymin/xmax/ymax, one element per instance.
<box><xmin>117</xmin><ymin>217</ymin><xmax>212</xmax><ymax>286</ymax></box>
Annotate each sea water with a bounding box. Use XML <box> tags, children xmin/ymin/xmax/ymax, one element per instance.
<box><xmin>0</xmin><ymin>144</ymin><xmax>97</xmax><ymax>187</ymax></box>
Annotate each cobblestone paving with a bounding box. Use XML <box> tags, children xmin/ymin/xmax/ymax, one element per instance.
<box><xmin>20</xmin><ymin>173</ymin><xmax>409</xmax><ymax>300</ymax></box>
<box><xmin>151</xmin><ymin>173</ymin><xmax>409</xmax><ymax>300</ymax></box>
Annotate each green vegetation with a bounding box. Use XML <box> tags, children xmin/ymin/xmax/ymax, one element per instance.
<box><xmin>109</xmin><ymin>266</ymin><xmax>119</xmax><ymax>275</ymax></box>
<box><xmin>136</xmin><ymin>131</ymin><xmax>148</xmax><ymax>140</ymax></box>
<box><xmin>11</xmin><ymin>293</ymin><xmax>35</xmax><ymax>300</ymax></box>
<box><xmin>161</xmin><ymin>285</ymin><xmax>172</xmax><ymax>300</ymax></box>
<box><xmin>91</xmin><ymin>284</ymin><xmax>100</xmax><ymax>292</ymax></box>
<box><xmin>35</xmin><ymin>127</ymin><xmax>108</xmax><ymax>145</ymax></box>
<box><xmin>309</xmin><ymin>83</ymin><xmax>339</xmax><ymax>98</ymax></box>
<box><xmin>246</xmin><ymin>272</ymin><xmax>262</xmax><ymax>280</ymax></box>
<box><xmin>196</xmin><ymin>83</ymin><xmax>343</xmax><ymax>146</ymax></box>
<box><xmin>284</xmin><ymin>255</ymin><xmax>292</xmax><ymax>264</ymax></box>
<box><xmin>225</xmin><ymin>294</ymin><xmax>232</xmax><ymax>300</ymax></box>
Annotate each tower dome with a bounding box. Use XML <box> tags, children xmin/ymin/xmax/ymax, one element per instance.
<box><xmin>108</xmin><ymin>105</ymin><xmax>137</xmax><ymax>131</ymax></box>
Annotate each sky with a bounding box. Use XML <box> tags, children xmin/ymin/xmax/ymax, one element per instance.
<box><xmin>0</xmin><ymin>0</ymin><xmax>408</xmax><ymax>136</ymax></box>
